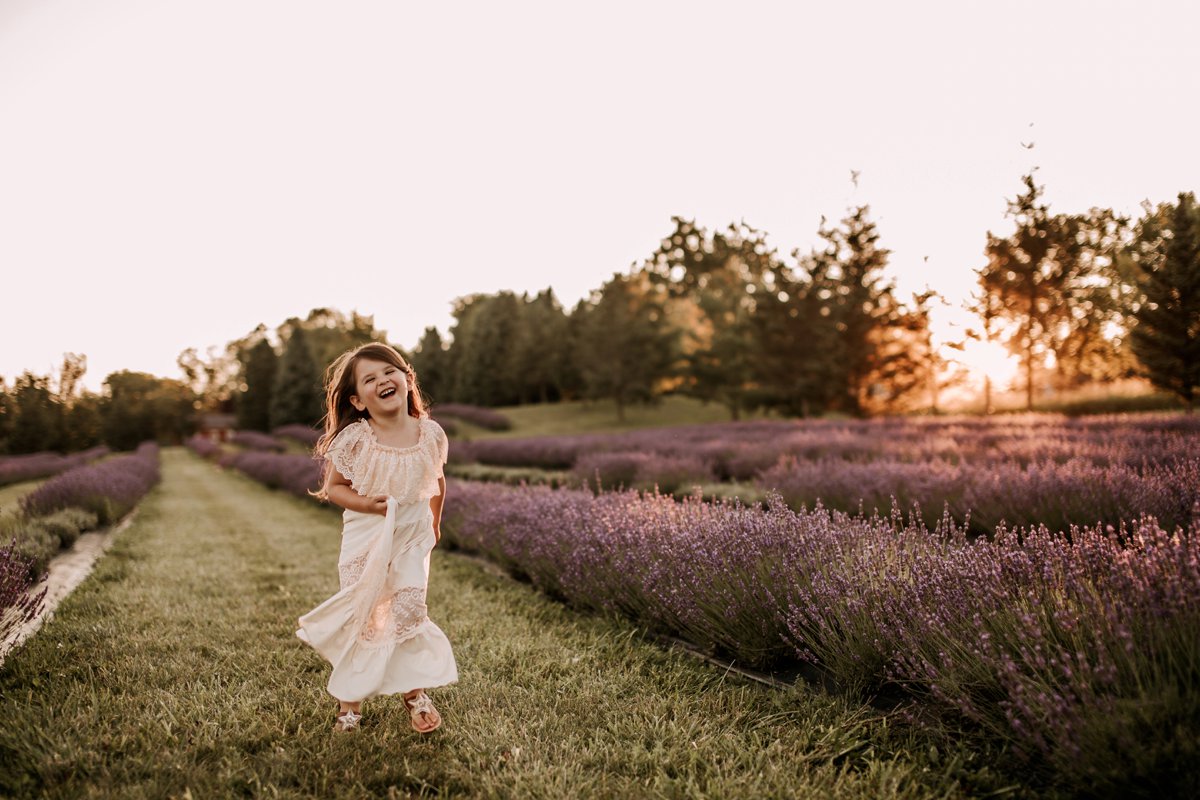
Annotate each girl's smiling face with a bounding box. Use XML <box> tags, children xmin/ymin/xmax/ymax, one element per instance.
<box><xmin>349</xmin><ymin>357</ymin><xmax>409</xmax><ymax>417</ymax></box>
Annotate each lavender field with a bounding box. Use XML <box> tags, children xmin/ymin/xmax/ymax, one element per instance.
<box><xmin>440</xmin><ymin>479</ymin><xmax>1199</xmax><ymax>794</ymax></box>
<box><xmin>191</xmin><ymin>412</ymin><xmax>1200</xmax><ymax>794</ymax></box>
<box><xmin>455</xmin><ymin>413</ymin><xmax>1200</xmax><ymax>534</ymax></box>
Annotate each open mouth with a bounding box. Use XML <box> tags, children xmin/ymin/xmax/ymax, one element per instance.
<box><xmin>379</xmin><ymin>387</ymin><xmax>397</xmax><ymax>399</ymax></box>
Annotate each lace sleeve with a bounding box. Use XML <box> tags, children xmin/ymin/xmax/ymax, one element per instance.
<box><xmin>430</xmin><ymin>419</ymin><xmax>448</xmax><ymax>477</ymax></box>
<box><xmin>326</xmin><ymin>421</ymin><xmax>367</xmax><ymax>484</ymax></box>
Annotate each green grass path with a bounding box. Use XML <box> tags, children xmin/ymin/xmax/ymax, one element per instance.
<box><xmin>0</xmin><ymin>449</ymin><xmax>1008</xmax><ymax>799</ymax></box>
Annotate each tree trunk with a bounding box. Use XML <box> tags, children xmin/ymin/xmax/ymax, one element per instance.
<box><xmin>1024</xmin><ymin>335</ymin><xmax>1034</xmax><ymax>411</ymax></box>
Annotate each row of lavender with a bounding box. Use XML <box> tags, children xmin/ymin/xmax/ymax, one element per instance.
<box><xmin>189</xmin><ymin>436</ymin><xmax>321</xmax><ymax>499</ymax></box>
<box><xmin>455</xmin><ymin>415</ymin><xmax>1200</xmax><ymax>533</ymax></box>
<box><xmin>440</xmin><ymin>479</ymin><xmax>1199</xmax><ymax>795</ymax></box>
<box><xmin>0</xmin><ymin>446</ymin><xmax>110</xmax><ymax>488</ymax></box>
<box><xmin>455</xmin><ymin>414</ymin><xmax>1200</xmax><ymax>473</ymax></box>
<box><xmin>1</xmin><ymin>443</ymin><xmax>162</xmax><ymax>652</ymax></box>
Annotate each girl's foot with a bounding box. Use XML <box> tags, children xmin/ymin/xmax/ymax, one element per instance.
<box><xmin>404</xmin><ymin>690</ymin><xmax>442</xmax><ymax>733</ymax></box>
<box><xmin>334</xmin><ymin>702</ymin><xmax>363</xmax><ymax>732</ymax></box>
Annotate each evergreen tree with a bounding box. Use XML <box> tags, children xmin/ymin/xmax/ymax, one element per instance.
<box><xmin>645</xmin><ymin>218</ymin><xmax>776</xmax><ymax>419</ymax></box>
<box><xmin>977</xmin><ymin>173</ymin><xmax>1084</xmax><ymax>409</ymax></box>
<box><xmin>1130</xmin><ymin>192</ymin><xmax>1200</xmax><ymax>410</ymax></box>
<box><xmin>509</xmin><ymin>289</ymin><xmax>573</xmax><ymax>404</ymax></box>
<box><xmin>448</xmin><ymin>292</ymin><xmax>523</xmax><ymax>406</ymax></box>
<box><xmin>409</xmin><ymin>327</ymin><xmax>450</xmax><ymax>404</ymax></box>
<box><xmin>574</xmin><ymin>272</ymin><xmax>678</xmax><ymax>422</ymax></box>
<box><xmin>270</xmin><ymin>327</ymin><xmax>323</xmax><ymax>428</ymax></box>
<box><xmin>238</xmin><ymin>338</ymin><xmax>278</xmax><ymax>431</ymax></box>
<box><xmin>5</xmin><ymin>372</ymin><xmax>63</xmax><ymax>454</ymax></box>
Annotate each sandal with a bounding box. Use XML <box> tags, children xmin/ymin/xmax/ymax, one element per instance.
<box><xmin>334</xmin><ymin>708</ymin><xmax>362</xmax><ymax>732</ymax></box>
<box><xmin>404</xmin><ymin>691</ymin><xmax>442</xmax><ymax>733</ymax></box>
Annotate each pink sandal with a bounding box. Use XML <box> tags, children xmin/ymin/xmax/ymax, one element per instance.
<box><xmin>404</xmin><ymin>691</ymin><xmax>442</xmax><ymax>733</ymax></box>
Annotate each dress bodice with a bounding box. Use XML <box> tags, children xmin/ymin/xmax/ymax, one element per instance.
<box><xmin>326</xmin><ymin>417</ymin><xmax>448</xmax><ymax>505</ymax></box>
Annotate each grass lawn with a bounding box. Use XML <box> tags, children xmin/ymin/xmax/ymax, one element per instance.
<box><xmin>0</xmin><ymin>449</ymin><xmax>1016</xmax><ymax>799</ymax></box>
<box><xmin>0</xmin><ymin>478</ymin><xmax>43</xmax><ymax>522</ymax></box>
<box><xmin>462</xmin><ymin>395</ymin><xmax>772</xmax><ymax>440</ymax></box>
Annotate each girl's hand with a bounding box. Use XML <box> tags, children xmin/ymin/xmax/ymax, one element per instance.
<box><xmin>363</xmin><ymin>495</ymin><xmax>389</xmax><ymax>515</ymax></box>
<box><xmin>432</xmin><ymin>524</ymin><xmax>441</xmax><ymax>545</ymax></box>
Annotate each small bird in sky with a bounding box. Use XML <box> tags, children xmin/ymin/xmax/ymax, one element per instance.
<box><xmin>1021</xmin><ymin>141</ymin><xmax>1035</xmax><ymax>149</ymax></box>
<box><xmin>850</xmin><ymin>169</ymin><xmax>860</xmax><ymax>187</ymax></box>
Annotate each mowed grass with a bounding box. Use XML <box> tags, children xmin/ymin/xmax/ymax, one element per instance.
<box><xmin>0</xmin><ymin>478</ymin><xmax>42</xmax><ymax>521</ymax></box>
<box><xmin>0</xmin><ymin>449</ymin><xmax>1015</xmax><ymax>799</ymax></box>
<box><xmin>462</xmin><ymin>395</ymin><xmax>770</xmax><ymax>440</ymax></box>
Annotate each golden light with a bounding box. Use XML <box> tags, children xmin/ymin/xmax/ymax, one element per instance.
<box><xmin>957</xmin><ymin>338</ymin><xmax>1020</xmax><ymax>389</ymax></box>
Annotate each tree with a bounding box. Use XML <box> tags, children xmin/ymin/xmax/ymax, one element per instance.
<box><xmin>644</xmin><ymin>218</ymin><xmax>777</xmax><ymax>419</ymax></box>
<box><xmin>237</xmin><ymin>338</ymin><xmax>278</xmax><ymax>431</ymax></box>
<box><xmin>797</xmin><ymin>206</ymin><xmax>911</xmax><ymax>416</ymax></box>
<box><xmin>508</xmin><ymin>289</ymin><xmax>574</xmax><ymax>404</ymax></box>
<box><xmin>409</xmin><ymin>327</ymin><xmax>451</xmax><ymax>404</ymax></box>
<box><xmin>448</xmin><ymin>293</ymin><xmax>524</xmax><ymax>406</ymax></box>
<box><xmin>977</xmin><ymin>173</ymin><xmax>1088</xmax><ymax>410</ymax></box>
<box><xmin>102</xmin><ymin>371</ymin><xmax>195</xmax><ymax>450</ymax></box>
<box><xmin>748</xmin><ymin>241</ymin><xmax>842</xmax><ymax>416</ymax></box>
<box><xmin>1050</xmin><ymin>208</ymin><xmax>1139</xmax><ymax>388</ymax></box>
<box><xmin>5</xmin><ymin>372</ymin><xmax>63</xmax><ymax>454</ymax></box>
<box><xmin>1129</xmin><ymin>192</ymin><xmax>1200</xmax><ymax>410</ymax></box>
<box><xmin>574</xmin><ymin>272</ymin><xmax>678</xmax><ymax>421</ymax></box>
<box><xmin>282</xmin><ymin>308</ymin><xmax>384</xmax><ymax>373</ymax></box>
<box><xmin>270</xmin><ymin>326</ymin><xmax>323</xmax><ymax>428</ymax></box>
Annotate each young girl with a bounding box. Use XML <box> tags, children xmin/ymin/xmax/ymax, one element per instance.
<box><xmin>296</xmin><ymin>342</ymin><xmax>457</xmax><ymax>733</ymax></box>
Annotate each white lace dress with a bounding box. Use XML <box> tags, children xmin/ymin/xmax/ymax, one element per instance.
<box><xmin>296</xmin><ymin>416</ymin><xmax>458</xmax><ymax>702</ymax></box>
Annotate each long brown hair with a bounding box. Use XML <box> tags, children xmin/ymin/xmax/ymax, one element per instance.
<box><xmin>313</xmin><ymin>342</ymin><xmax>428</xmax><ymax>462</ymax></box>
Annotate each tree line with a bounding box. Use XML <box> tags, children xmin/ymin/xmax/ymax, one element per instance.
<box><xmin>411</xmin><ymin>174</ymin><xmax>1199</xmax><ymax>419</ymax></box>
<box><xmin>2</xmin><ymin>173</ymin><xmax>1197</xmax><ymax>454</ymax></box>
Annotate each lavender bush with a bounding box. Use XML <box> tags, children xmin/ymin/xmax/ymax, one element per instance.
<box><xmin>440</xmin><ymin>480</ymin><xmax>1200</xmax><ymax>794</ymax></box>
<box><xmin>758</xmin><ymin>455</ymin><xmax>1200</xmax><ymax>533</ymax></box>
<box><xmin>186</xmin><ymin>435</ymin><xmax>222</xmax><ymax>459</ymax></box>
<box><xmin>0</xmin><ymin>508</ymin><xmax>100</xmax><ymax>579</ymax></box>
<box><xmin>20</xmin><ymin>443</ymin><xmax>160</xmax><ymax>525</ymax></box>
<box><xmin>432</xmin><ymin>403</ymin><xmax>512</xmax><ymax>431</ymax></box>
<box><xmin>0</xmin><ymin>539</ymin><xmax>46</xmax><ymax>653</ymax></box>
<box><xmin>230</xmin><ymin>430</ymin><xmax>285</xmax><ymax>452</ymax></box>
<box><xmin>574</xmin><ymin>451</ymin><xmax>717</xmax><ymax>494</ymax></box>
<box><xmin>219</xmin><ymin>451</ymin><xmax>321</xmax><ymax>499</ymax></box>
<box><xmin>0</xmin><ymin>446</ymin><xmax>110</xmax><ymax>488</ymax></box>
<box><xmin>271</xmin><ymin>424</ymin><xmax>320</xmax><ymax>447</ymax></box>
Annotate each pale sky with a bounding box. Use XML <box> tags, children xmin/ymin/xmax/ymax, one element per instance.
<box><xmin>2</xmin><ymin>0</ymin><xmax>1198</xmax><ymax>391</ymax></box>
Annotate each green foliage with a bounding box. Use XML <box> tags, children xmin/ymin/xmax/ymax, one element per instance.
<box><xmin>0</xmin><ymin>507</ymin><xmax>98</xmax><ymax>579</ymax></box>
<box><xmin>236</xmin><ymin>338</ymin><xmax>277</xmax><ymax>432</ymax></box>
<box><xmin>1130</xmin><ymin>192</ymin><xmax>1200</xmax><ymax>410</ymax></box>
<box><xmin>444</xmin><ymin>290</ymin><xmax>578</xmax><ymax>407</ymax></box>
<box><xmin>449</xmin><ymin>292</ymin><xmax>524</xmax><ymax>405</ymax></box>
<box><xmin>645</xmin><ymin>219</ymin><xmax>777</xmax><ymax>420</ymax></box>
<box><xmin>752</xmin><ymin>207</ymin><xmax>920</xmax><ymax>417</ymax></box>
<box><xmin>977</xmin><ymin>173</ymin><xmax>1136</xmax><ymax>408</ymax></box>
<box><xmin>408</xmin><ymin>326</ymin><xmax>450</xmax><ymax>403</ymax></box>
<box><xmin>101</xmin><ymin>371</ymin><xmax>195</xmax><ymax>450</ymax></box>
<box><xmin>573</xmin><ymin>272</ymin><xmax>679</xmax><ymax>421</ymax></box>
<box><xmin>509</xmin><ymin>289</ymin><xmax>576</xmax><ymax>404</ymax></box>
<box><xmin>4</xmin><ymin>374</ymin><xmax>63</xmax><ymax>454</ymax></box>
<box><xmin>268</xmin><ymin>327</ymin><xmax>323</xmax><ymax>429</ymax></box>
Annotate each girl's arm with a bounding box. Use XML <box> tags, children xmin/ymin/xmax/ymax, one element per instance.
<box><xmin>429</xmin><ymin>477</ymin><xmax>446</xmax><ymax>544</ymax></box>
<box><xmin>325</xmin><ymin>465</ymin><xmax>388</xmax><ymax>515</ymax></box>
